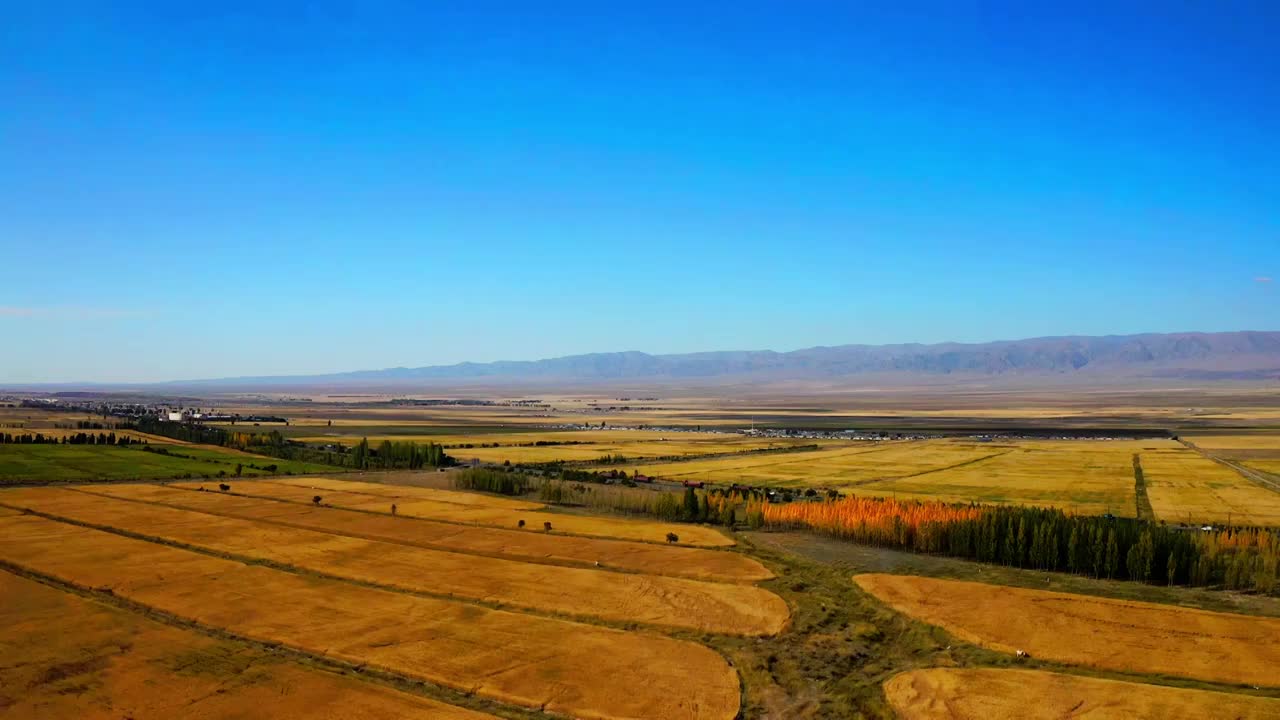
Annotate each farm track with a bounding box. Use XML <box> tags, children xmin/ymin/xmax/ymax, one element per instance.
<box><xmin>0</xmin><ymin>513</ymin><xmax>742</xmax><ymax>720</ymax></box>
<box><xmin>68</xmin><ymin>484</ymin><xmax>773</xmax><ymax>581</ymax></box>
<box><xmin>0</xmin><ymin>489</ymin><xmax>788</xmax><ymax>635</ymax></box>
<box><xmin>1132</xmin><ymin>454</ymin><xmax>1154</xmax><ymax>521</ymax></box>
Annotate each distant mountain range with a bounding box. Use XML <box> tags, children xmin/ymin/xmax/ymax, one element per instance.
<box><xmin>174</xmin><ymin>331</ymin><xmax>1280</xmax><ymax>388</ymax></box>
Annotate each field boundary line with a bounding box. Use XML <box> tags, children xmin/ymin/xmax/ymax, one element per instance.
<box><xmin>0</xmin><ymin>559</ymin><xmax>553</xmax><ymax>720</ymax></box>
<box><xmin>0</xmin><ymin>500</ymin><xmax>755</xmax><ymax>639</ymax></box>
<box><xmin>1133</xmin><ymin>454</ymin><xmax>1155</xmax><ymax>521</ymax></box>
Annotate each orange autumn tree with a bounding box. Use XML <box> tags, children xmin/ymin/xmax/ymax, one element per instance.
<box><xmin>749</xmin><ymin>495</ymin><xmax>982</xmax><ymax>551</ymax></box>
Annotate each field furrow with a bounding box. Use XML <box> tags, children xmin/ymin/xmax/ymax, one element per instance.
<box><xmin>0</xmin><ymin>487</ymin><xmax>787</xmax><ymax>635</ymax></box>
<box><xmin>884</xmin><ymin>668</ymin><xmax>1280</xmax><ymax>719</ymax></box>
<box><xmin>167</xmin><ymin>478</ymin><xmax>736</xmax><ymax>546</ymax></box>
<box><xmin>76</xmin><ymin>483</ymin><xmax>771</xmax><ymax>581</ymax></box>
<box><xmin>855</xmin><ymin>573</ymin><xmax>1280</xmax><ymax>687</ymax></box>
<box><xmin>0</xmin><ymin>514</ymin><xmax>741</xmax><ymax>720</ymax></box>
<box><xmin>0</xmin><ymin>570</ymin><xmax>495</xmax><ymax>720</ymax></box>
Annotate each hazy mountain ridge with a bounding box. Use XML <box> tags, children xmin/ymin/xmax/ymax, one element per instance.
<box><xmin>180</xmin><ymin>331</ymin><xmax>1280</xmax><ymax>387</ymax></box>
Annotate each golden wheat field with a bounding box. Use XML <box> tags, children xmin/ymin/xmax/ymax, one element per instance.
<box><xmin>75</xmin><ymin>482</ymin><xmax>771</xmax><ymax>581</ymax></box>
<box><xmin>603</xmin><ymin>440</ymin><xmax>993</xmax><ymax>488</ymax></box>
<box><xmin>169</xmin><ymin>477</ymin><xmax>736</xmax><ymax>546</ymax></box>
<box><xmin>0</xmin><ymin>509</ymin><xmax>743</xmax><ymax>720</ymax></box>
<box><xmin>1139</xmin><ymin>447</ymin><xmax>1280</xmax><ymax>526</ymax></box>
<box><xmin>852</xmin><ymin>440</ymin><xmax>1160</xmax><ymax>515</ymax></box>
<box><xmin>884</xmin><ymin>668</ymin><xmax>1280</xmax><ymax>720</ymax></box>
<box><xmin>0</xmin><ymin>571</ymin><xmax>494</xmax><ymax>720</ymax></box>
<box><xmin>1184</xmin><ymin>434</ymin><xmax>1280</xmax><ymax>451</ymax></box>
<box><xmin>0</xmin><ymin>487</ymin><xmax>787</xmax><ymax>635</ymax></box>
<box><xmin>855</xmin><ymin>573</ymin><xmax>1280</xmax><ymax>687</ymax></box>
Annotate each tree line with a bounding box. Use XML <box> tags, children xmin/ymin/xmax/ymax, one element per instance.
<box><xmin>348</xmin><ymin>438</ymin><xmax>451</xmax><ymax>470</ymax></box>
<box><xmin>758</xmin><ymin>496</ymin><xmax>1279</xmax><ymax>593</ymax></box>
<box><xmin>0</xmin><ymin>432</ymin><xmax>141</xmax><ymax>446</ymax></box>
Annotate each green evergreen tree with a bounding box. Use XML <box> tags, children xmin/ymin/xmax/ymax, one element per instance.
<box><xmin>1105</xmin><ymin>528</ymin><xmax>1120</xmax><ymax>579</ymax></box>
<box><xmin>682</xmin><ymin>487</ymin><xmax>699</xmax><ymax>521</ymax></box>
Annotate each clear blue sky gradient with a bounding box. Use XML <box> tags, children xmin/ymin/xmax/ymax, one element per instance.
<box><xmin>2</xmin><ymin>2</ymin><xmax>1277</xmax><ymax>382</ymax></box>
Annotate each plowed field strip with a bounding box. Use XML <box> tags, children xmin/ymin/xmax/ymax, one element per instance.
<box><xmin>0</xmin><ymin>488</ymin><xmax>787</xmax><ymax>636</ymax></box>
<box><xmin>855</xmin><ymin>573</ymin><xmax>1280</xmax><ymax>687</ymax></box>
<box><xmin>0</xmin><ymin>514</ymin><xmax>741</xmax><ymax>720</ymax></box>
<box><xmin>0</xmin><ymin>569</ymin><xmax>501</xmax><ymax>720</ymax></box>
<box><xmin>168</xmin><ymin>480</ymin><xmax>736</xmax><ymax>547</ymax></box>
<box><xmin>71</xmin><ymin>483</ymin><xmax>770</xmax><ymax>582</ymax></box>
<box><xmin>884</xmin><ymin>668</ymin><xmax>1280</xmax><ymax>720</ymax></box>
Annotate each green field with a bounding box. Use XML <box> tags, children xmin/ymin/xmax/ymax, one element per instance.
<box><xmin>0</xmin><ymin>444</ymin><xmax>337</xmax><ymax>484</ymax></box>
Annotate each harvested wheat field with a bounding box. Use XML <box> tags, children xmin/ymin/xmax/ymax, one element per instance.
<box><xmin>271</xmin><ymin>476</ymin><xmax>545</xmax><ymax>509</ymax></box>
<box><xmin>0</xmin><ymin>513</ymin><xmax>741</xmax><ymax>720</ymax></box>
<box><xmin>884</xmin><ymin>668</ymin><xmax>1280</xmax><ymax>720</ymax></box>
<box><xmin>0</xmin><ymin>571</ymin><xmax>494</xmax><ymax>720</ymax></box>
<box><xmin>168</xmin><ymin>479</ymin><xmax>736</xmax><ymax>546</ymax></box>
<box><xmin>855</xmin><ymin>573</ymin><xmax>1280</xmax><ymax>687</ymax></box>
<box><xmin>76</xmin><ymin>483</ymin><xmax>770</xmax><ymax>581</ymax></box>
<box><xmin>1140</xmin><ymin>447</ymin><xmax>1280</xmax><ymax>526</ymax></box>
<box><xmin>0</xmin><ymin>487</ymin><xmax>787</xmax><ymax>635</ymax></box>
<box><xmin>854</xmin><ymin>440</ymin><xmax>1152</xmax><ymax>515</ymax></box>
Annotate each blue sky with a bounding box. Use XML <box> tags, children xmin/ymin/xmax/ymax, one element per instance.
<box><xmin>2</xmin><ymin>2</ymin><xmax>1277</xmax><ymax>382</ymax></box>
